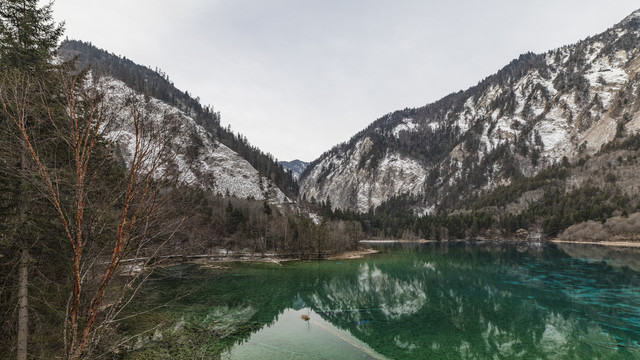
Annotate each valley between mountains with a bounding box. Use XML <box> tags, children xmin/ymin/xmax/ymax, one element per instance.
<box><xmin>4</xmin><ymin>3</ymin><xmax>640</xmax><ymax>359</ymax></box>
<box><xmin>60</xmin><ymin>10</ymin><xmax>640</xmax><ymax>244</ymax></box>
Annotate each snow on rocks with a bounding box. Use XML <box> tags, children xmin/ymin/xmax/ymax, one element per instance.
<box><xmin>392</xmin><ymin>118</ymin><xmax>417</xmax><ymax>137</ymax></box>
<box><xmin>300</xmin><ymin>140</ymin><xmax>427</xmax><ymax>212</ymax></box>
<box><xmin>98</xmin><ymin>76</ymin><xmax>288</xmax><ymax>203</ymax></box>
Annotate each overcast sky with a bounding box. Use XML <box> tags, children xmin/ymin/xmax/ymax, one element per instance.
<box><xmin>51</xmin><ymin>1</ymin><xmax>639</xmax><ymax>162</ymax></box>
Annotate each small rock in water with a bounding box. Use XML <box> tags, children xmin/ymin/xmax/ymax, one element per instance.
<box><xmin>301</xmin><ymin>314</ymin><xmax>310</xmax><ymax>321</ymax></box>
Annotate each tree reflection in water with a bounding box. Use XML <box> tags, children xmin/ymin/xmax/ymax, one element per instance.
<box><xmin>125</xmin><ymin>243</ymin><xmax>640</xmax><ymax>359</ymax></box>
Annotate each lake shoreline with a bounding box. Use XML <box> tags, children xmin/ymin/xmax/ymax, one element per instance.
<box><xmin>123</xmin><ymin>248</ymin><xmax>382</xmax><ymax>271</ymax></box>
<box><xmin>124</xmin><ymin>239</ymin><xmax>640</xmax><ymax>274</ymax></box>
<box><xmin>326</xmin><ymin>248</ymin><xmax>380</xmax><ymax>260</ymax></box>
<box><xmin>550</xmin><ymin>239</ymin><xmax>640</xmax><ymax>247</ymax></box>
<box><xmin>191</xmin><ymin>251</ymin><xmax>381</xmax><ymax>266</ymax></box>
<box><xmin>360</xmin><ymin>239</ymin><xmax>436</xmax><ymax>244</ymax></box>
<box><xmin>361</xmin><ymin>238</ymin><xmax>640</xmax><ymax>248</ymax></box>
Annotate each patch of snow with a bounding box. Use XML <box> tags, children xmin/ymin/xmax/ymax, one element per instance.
<box><xmin>453</xmin><ymin>96</ymin><xmax>478</xmax><ymax>134</ymax></box>
<box><xmin>584</xmin><ymin>53</ymin><xmax>629</xmax><ymax>103</ymax></box>
<box><xmin>534</xmin><ymin>120</ymin><xmax>569</xmax><ymax>154</ymax></box>
<box><xmin>392</xmin><ymin>118</ymin><xmax>417</xmax><ymax>137</ymax></box>
<box><xmin>414</xmin><ymin>205</ymin><xmax>435</xmax><ymax>217</ymax></box>
<box><xmin>308</xmin><ymin>212</ymin><xmax>322</xmax><ymax>225</ymax></box>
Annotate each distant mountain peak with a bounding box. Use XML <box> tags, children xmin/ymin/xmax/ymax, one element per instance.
<box><xmin>621</xmin><ymin>8</ymin><xmax>640</xmax><ymax>24</ymax></box>
<box><xmin>279</xmin><ymin>160</ymin><xmax>309</xmax><ymax>180</ymax></box>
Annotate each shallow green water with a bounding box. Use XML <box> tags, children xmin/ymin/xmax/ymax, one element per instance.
<box><xmin>123</xmin><ymin>243</ymin><xmax>640</xmax><ymax>359</ymax></box>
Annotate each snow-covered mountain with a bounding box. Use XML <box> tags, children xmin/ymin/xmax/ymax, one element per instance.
<box><xmin>59</xmin><ymin>40</ymin><xmax>297</xmax><ymax>204</ymax></box>
<box><xmin>100</xmin><ymin>77</ymin><xmax>288</xmax><ymax>202</ymax></box>
<box><xmin>301</xmin><ymin>9</ymin><xmax>640</xmax><ymax>213</ymax></box>
<box><xmin>279</xmin><ymin>160</ymin><xmax>309</xmax><ymax>179</ymax></box>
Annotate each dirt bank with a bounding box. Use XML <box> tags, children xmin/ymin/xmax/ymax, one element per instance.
<box><xmin>326</xmin><ymin>248</ymin><xmax>379</xmax><ymax>260</ymax></box>
<box><xmin>550</xmin><ymin>239</ymin><xmax>640</xmax><ymax>248</ymax></box>
<box><xmin>359</xmin><ymin>239</ymin><xmax>436</xmax><ymax>244</ymax></box>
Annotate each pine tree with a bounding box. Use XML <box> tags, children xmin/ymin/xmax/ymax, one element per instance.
<box><xmin>0</xmin><ymin>0</ymin><xmax>63</xmax><ymax>71</ymax></box>
<box><xmin>0</xmin><ymin>1</ymin><xmax>63</xmax><ymax>359</ymax></box>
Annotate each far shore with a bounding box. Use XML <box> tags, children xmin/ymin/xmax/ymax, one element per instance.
<box><xmin>360</xmin><ymin>239</ymin><xmax>436</xmax><ymax>244</ymax></box>
<box><xmin>361</xmin><ymin>238</ymin><xmax>640</xmax><ymax>248</ymax></box>
<box><xmin>551</xmin><ymin>239</ymin><xmax>640</xmax><ymax>248</ymax></box>
<box><xmin>119</xmin><ymin>248</ymin><xmax>382</xmax><ymax>273</ymax></box>
<box><xmin>119</xmin><ymin>240</ymin><xmax>640</xmax><ymax>274</ymax></box>
<box><xmin>326</xmin><ymin>248</ymin><xmax>379</xmax><ymax>260</ymax></box>
<box><xmin>194</xmin><ymin>248</ymin><xmax>381</xmax><ymax>265</ymax></box>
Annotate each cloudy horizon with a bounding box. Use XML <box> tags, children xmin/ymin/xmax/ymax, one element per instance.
<box><xmin>52</xmin><ymin>1</ymin><xmax>639</xmax><ymax>162</ymax></box>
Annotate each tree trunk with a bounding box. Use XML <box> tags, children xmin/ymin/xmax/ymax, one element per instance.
<box><xmin>17</xmin><ymin>146</ymin><xmax>29</xmax><ymax>360</ymax></box>
<box><xmin>17</xmin><ymin>250</ymin><xmax>28</xmax><ymax>360</ymax></box>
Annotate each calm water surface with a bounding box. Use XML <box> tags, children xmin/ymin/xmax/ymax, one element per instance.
<box><xmin>124</xmin><ymin>243</ymin><xmax>640</xmax><ymax>359</ymax></box>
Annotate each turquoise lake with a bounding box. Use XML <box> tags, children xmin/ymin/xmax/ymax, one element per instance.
<box><xmin>122</xmin><ymin>242</ymin><xmax>640</xmax><ymax>359</ymax></box>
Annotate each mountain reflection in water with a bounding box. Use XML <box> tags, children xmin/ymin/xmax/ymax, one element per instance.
<box><xmin>221</xmin><ymin>308</ymin><xmax>387</xmax><ymax>360</ymax></box>
<box><xmin>125</xmin><ymin>243</ymin><xmax>640</xmax><ymax>359</ymax></box>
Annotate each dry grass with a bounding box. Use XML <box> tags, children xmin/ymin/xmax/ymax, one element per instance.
<box><xmin>558</xmin><ymin>213</ymin><xmax>640</xmax><ymax>242</ymax></box>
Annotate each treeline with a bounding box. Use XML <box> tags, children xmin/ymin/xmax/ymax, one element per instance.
<box><xmin>469</xmin><ymin>162</ymin><xmax>570</xmax><ymax>210</ymax></box>
<box><xmin>498</xmin><ymin>185</ymin><xmax>633</xmax><ymax>236</ymax></box>
<box><xmin>58</xmin><ymin>40</ymin><xmax>298</xmax><ymax>198</ymax></box>
<box><xmin>165</xmin><ymin>187</ymin><xmax>362</xmax><ymax>258</ymax></box>
<box><xmin>310</xmin><ymin>197</ymin><xmax>494</xmax><ymax>240</ymax></box>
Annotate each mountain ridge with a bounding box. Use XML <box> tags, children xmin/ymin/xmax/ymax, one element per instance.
<box><xmin>58</xmin><ymin>40</ymin><xmax>299</xmax><ymax>199</ymax></box>
<box><xmin>300</xmin><ymin>8</ymin><xmax>640</xmax><ymax>213</ymax></box>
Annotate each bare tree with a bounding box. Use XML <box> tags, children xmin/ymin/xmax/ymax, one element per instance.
<box><xmin>1</xmin><ymin>63</ymin><xmax>184</xmax><ymax>359</ymax></box>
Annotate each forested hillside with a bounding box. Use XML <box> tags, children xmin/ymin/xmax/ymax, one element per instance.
<box><xmin>320</xmin><ymin>133</ymin><xmax>640</xmax><ymax>241</ymax></box>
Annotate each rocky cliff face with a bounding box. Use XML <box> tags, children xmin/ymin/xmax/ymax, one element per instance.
<box><xmin>99</xmin><ymin>77</ymin><xmax>288</xmax><ymax>203</ymax></box>
<box><xmin>302</xmin><ymin>137</ymin><xmax>427</xmax><ymax>212</ymax></box>
<box><xmin>301</xmin><ymin>10</ymin><xmax>640</xmax><ymax>213</ymax></box>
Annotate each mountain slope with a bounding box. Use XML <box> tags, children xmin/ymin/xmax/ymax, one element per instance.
<box><xmin>98</xmin><ymin>76</ymin><xmax>288</xmax><ymax>202</ymax></box>
<box><xmin>58</xmin><ymin>40</ymin><xmax>299</xmax><ymax>199</ymax></box>
<box><xmin>301</xmin><ymin>10</ymin><xmax>640</xmax><ymax>213</ymax></box>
